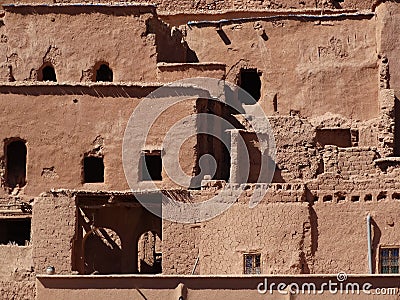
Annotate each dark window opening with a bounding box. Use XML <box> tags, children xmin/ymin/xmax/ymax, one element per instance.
<box><xmin>381</xmin><ymin>248</ymin><xmax>399</xmax><ymax>274</ymax></box>
<box><xmin>83</xmin><ymin>156</ymin><xmax>104</xmax><ymax>183</ymax></box>
<box><xmin>316</xmin><ymin>128</ymin><xmax>352</xmax><ymax>148</ymax></box>
<box><xmin>322</xmin><ymin>195</ymin><xmax>332</xmax><ymax>202</ymax></box>
<box><xmin>41</xmin><ymin>65</ymin><xmax>57</xmax><ymax>82</ymax></box>
<box><xmin>377</xmin><ymin>191</ymin><xmax>387</xmax><ymax>201</ymax></box>
<box><xmin>238</xmin><ymin>68</ymin><xmax>262</xmax><ymax>104</ymax></box>
<box><xmin>0</xmin><ymin>218</ymin><xmax>31</xmax><ymax>246</ymax></box>
<box><xmin>244</xmin><ymin>253</ymin><xmax>261</xmax><ymax>274</ymax></box>
<box><xmin>335</xmin><ymin>192</ymin><xmax>346</xmax><ymax>202</ymax></box>
<box><xmin>95</xmin><ymin>64</ymin><xmax>113</xmax><ymax>82</ymax></box>
<box><xmin>365</xmin><ymin>194</ymin><xmax>373</xmax><ymax>201</ymax></box>
<box><xmin>351</xmin><ymin>195</ymin><xmax>360</xmax><ymax>202</ymax></box>
<box><xmin>141</xmin><ymin>152</ymin><xmax>162</xmax><ymax>181</ymax></box>
<box><xmin>5</xmin><ymin>139</ymin><xmax>27</xmax><ymax>189</ymax></box>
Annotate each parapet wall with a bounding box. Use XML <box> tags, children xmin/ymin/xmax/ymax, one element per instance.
<box><xmin>34</xmin><ymin>274</ymin><xmax>400</xmax><ymax>300</ymax></box>
<box><xmin>1</xmin><ymin>0</ymin><xmax>378</xmax><ymax>12</ymax></box>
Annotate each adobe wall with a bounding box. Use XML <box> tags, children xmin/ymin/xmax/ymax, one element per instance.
<box><xmin>163</xmin><ymin>185</ymin><xmax>310</xmax><ymax>275</ymax></box>
<box><xmin>185</xmin><ymin>16</ymin><xmax>379</xmax><ymax>119</ymax></box>
<box><xmin>32</xmin><ymin>194</ymin><xmax>76</xmax><ymax>275</ymax></box>
<box><xmin>0</xmin><ymin>245</ymin><xmax>33</xmax><ymax>278</ymax></box>
<box><xmin>0</xmin><ymin>90</ymin><xmax>140</xmax><ymax>195</ymax></box>
<box><xmin>376</xmin><ymin>2</ymin><xmax>400</xmax><ymax>91</ymax></box>
<box><xmin>0</xmin><ymin>280</ymin><xmax>35</xmax><ymax>300</ymax></box>
<box><xmin>197</xmin><ymin>201</ymin><xmax>310</xmax><ymax>275</ymax></box>
<box><xmin>0</xmin><ymin>245</ymin><xmax>35</xmax><ymax>300</ymax></box>
<box><xmin>0</xmin><ymin>3</ymin><xmax>395</xmax><ymax>197</ymax></box>
<box><xmin>163</xmin><ymin>177</ymin><xmax>400</xmax><ymax>275</ymax></box>
<box><xmin>312</xmin><ymin>200</ymin><xmax>400</xmax><ymax>274</ymax></box>
<box><xmin>0</xmin><ymin>5</ymin><xmax>160</xmax><ymax>82</ymax></box>
<box><xmin>0</xmin><ymin>86</ymin><xmax>204</xmax><ymax>196</ymax></box>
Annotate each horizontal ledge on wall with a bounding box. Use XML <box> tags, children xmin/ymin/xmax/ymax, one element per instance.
<box><xmin>186</xmin><ymin>11</ymin><xmax>375</xmax><ymax>27</ymax></box>
<box><xmin>0</xmin><ymin>82</ymin><xmax>214</xmax><ymax>98</ymax></box>
<box><xmin>2</xmin><ymin>3</ymin><xmax>156</xmax><ymax>15</ymax></box>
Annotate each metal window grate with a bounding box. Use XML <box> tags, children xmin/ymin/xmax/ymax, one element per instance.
<box><xmin>381</xmin><ymin>248</ymin><xmax>399</xmax><ymax>274</ymax></box>
<box><xmin>244</xmin><ymin>254</ymin><xmax>261</xmax><ymax>274</ymax></box>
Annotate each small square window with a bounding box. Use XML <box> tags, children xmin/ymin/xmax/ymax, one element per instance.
<box><xmin>141</xmin><ymin>151</ymin><xmax>162</xmax><ymax>181</ymax></box>
<box><xmin>83</xmin><ymin>156</ymin><xmax>104</xmax><ymax>183</ymax></box>
<box><xmin>380</xmin><ymin>247</ymin><xmax>399</xmax><ymax>274</ymax></box>
<box><xmin>244</xmin><ymin>253</ymin><xmax>261</xmax><ymax>274</ymax></box>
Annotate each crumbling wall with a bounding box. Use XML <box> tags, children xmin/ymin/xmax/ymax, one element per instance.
<box><xmin>322</xmin><ymin>146</ymin><xmax>379</xmax><ymax>177</ymax></box>
<box><xmin>1</xmin><ymin>0</ymin><xmax>400</xmax><ymax>291</ymax></box>
<box><xmin>146</xmin><ymin>16</ymin><xmax>191</xmax><ymax>63</ymax></box>
<box><xmin>0</xmin><ymin>243</ymin><xmax>34</xmax><ymax>300</ymax></box>
<box><xmin>269</xmin><ymin>116</ymin><xmax>322</xmax><ymax>181</ymax></box>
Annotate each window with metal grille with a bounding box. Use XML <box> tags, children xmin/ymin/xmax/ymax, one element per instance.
<box><xmin>244</xmin><ymin>253</ymin><xmax>261</xmax><ymax>274</ymax></box>
<box><xmin>380</xmin><ymin>248</ymin><xmax>399</xmax><ymax>274</ymax></box>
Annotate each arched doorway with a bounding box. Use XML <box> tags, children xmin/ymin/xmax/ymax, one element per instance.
<box><xmin>137</xmin><ymin>231</ymin><xmax>162</xmax><ymax>274</ymax></box>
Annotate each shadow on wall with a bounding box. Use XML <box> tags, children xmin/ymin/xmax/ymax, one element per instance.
<box><xmin>371</xmin><ymin>218</ymin><xmax>381</xmax><ymax>274</ymax></box>
<box><xmin>84</xmin><ymin>228</ymin><xmax>122</xmax><ymax>274</ymax></box>
<box><xmin>394</xmin><ymin>97</ymin><xmax>400</xmax><ymax>156</ymax></box>
<box><xmin>146</xmin><ymin>16</ymin><xmax>198</xmax><ymax>63</ymax></box>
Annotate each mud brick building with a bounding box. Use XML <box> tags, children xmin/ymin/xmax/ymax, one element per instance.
<box><xmin>1</xmin><ymin>0</ymin><xmax>400</xmax><ymax>299</ymax></box>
